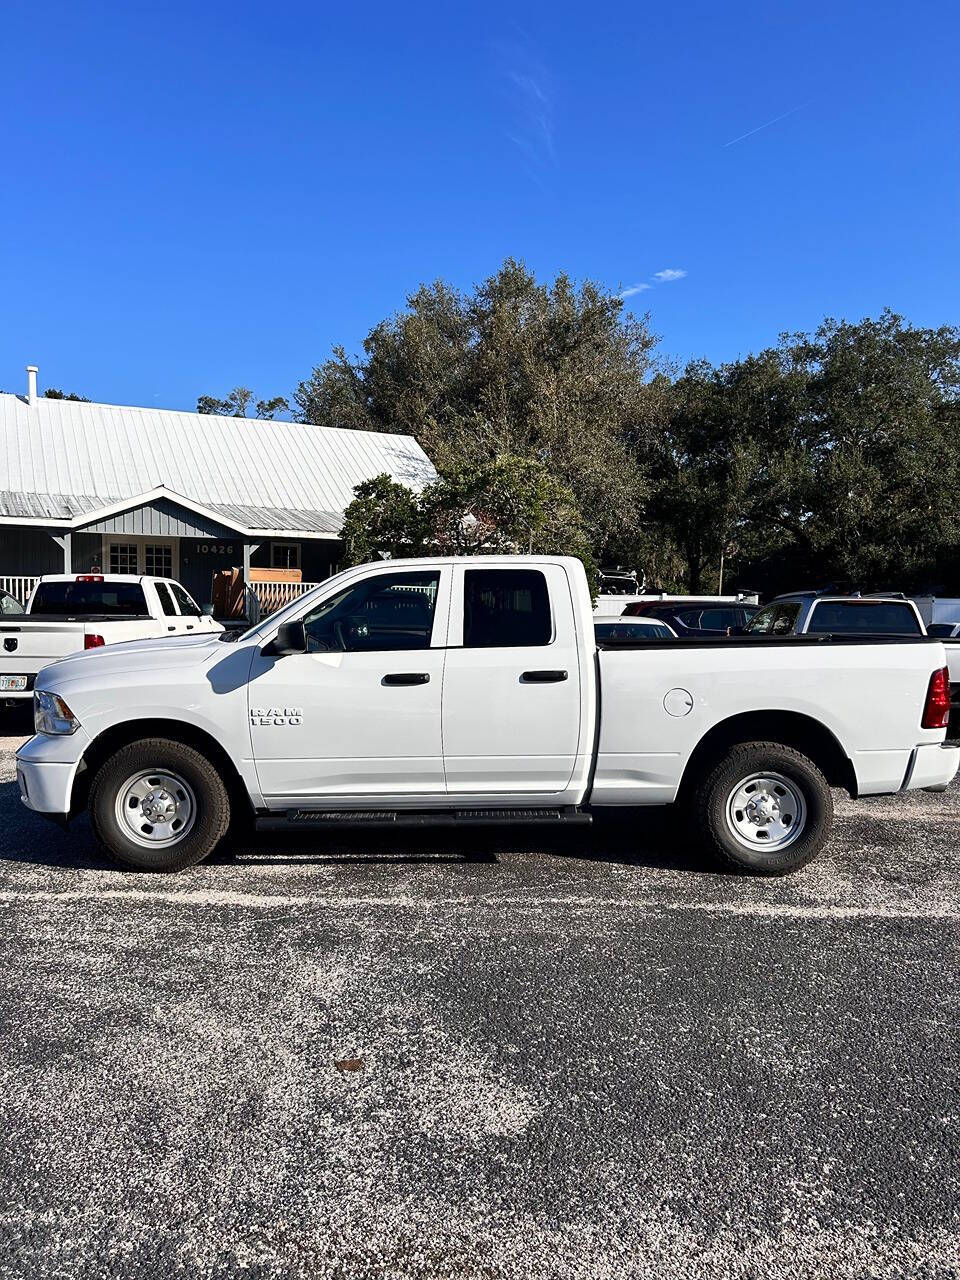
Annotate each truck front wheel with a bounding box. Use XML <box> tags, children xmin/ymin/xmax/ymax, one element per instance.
<box><xmin>89</xmin><ymin>738</ymin><xmax>231</xmax><ymax>871</ymax></box>
<box><xmin>694</xmin><ymin>741</ymin><xmax>833</xmax><ymax>875</ymax></box>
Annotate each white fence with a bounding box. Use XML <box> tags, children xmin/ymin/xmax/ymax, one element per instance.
<box><xmin>250</xmin><ymin>580</ymin><xmax>324</xmax><ymax>615</ymax></box>
<box><xmin>0</xmin><ymin>576</ymin><xmax>39</xmax><ymax>604</ymax></box>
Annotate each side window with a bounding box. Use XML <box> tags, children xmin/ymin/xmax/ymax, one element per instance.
<box><xmin>745</xmin><ymin>603</ymin><xmax>800</xmax><ymax>635</ymax></box>
<box><xmin>170</xmin><ymin>583</ymin><xmax>201</xmax><ymax>617</ymax></box>
<box><xmin>301</xmin><ymin>571</ymin><xmax>440</xmax><ymax>652</ymax></box>
<box><xmin>698</xmin><ymin>608</ymin><xmax>739</xmax><ymax>631</ymax></box>
<box><xmin>674</xmin><ymin>609</ymin><xmax>704</xmax><ymax>629</ymax></box>
<box><xmin>463</xmin><ymin>569</ymin><xmax>552</xmax><ymax>648</ymax></box>
<box><xmin>770</xmin><ymin>604</ymin><xmax>801</xmax><ymax>635</ymax></box>
<box><xmin>154</xmin><ymin>583</ymin><xmax>178</xmax><ymax>617</ymax></box>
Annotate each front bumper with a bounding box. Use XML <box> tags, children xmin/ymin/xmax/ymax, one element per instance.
<box><xmin>16</xmin><ymin>729</ymin><xmax>90</xmax><ymax>817</ymax></box>
<box><xmin>16</xmin><ymin>757</ymin><xmax>78</xmax><ymax>817</ymax></box>
<box><xmin>904</xmin><ymin>743</ymin><xmax>960</xmax><ymax>792</ymax></box>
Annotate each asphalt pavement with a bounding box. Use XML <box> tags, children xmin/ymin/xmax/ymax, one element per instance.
<box><xmin>0</xmin><ymin>720</ymin><xmax>957</xmax><ymax>1279</ymax></box>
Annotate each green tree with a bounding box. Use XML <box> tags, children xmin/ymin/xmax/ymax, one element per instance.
<box><xmin>43</xmin><ymin>388</ymin><xmax>90</xmax><ymax>402</ymax></box>
<box><xmin>196</xmin><ymin>387</ymin><xmax>290</xmax><ymax>419</ymax></box>
<box><xmin>639</xmin><ymin>311</ymin><xmax>960</xmax><ymax>593</ymax></box>
<box><xmin>341</xmin><ymin>455</ymin><xmax>597</xmax><ymax>590</ymax></box>
<box><xmin>296</xmin><ymin>259</ymin><xmax>656</xmax><ymax>565</ymax></box>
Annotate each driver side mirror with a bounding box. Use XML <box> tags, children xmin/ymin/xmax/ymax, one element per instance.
<box><xmin>263</xmin><ymin>619</ymin><xmax>308</xmax><ymax>658</ymax></box>
<box><xmin>202</xmin><ymin>603</ymin><xmax>215</xmax><ymax>617</ymax></box>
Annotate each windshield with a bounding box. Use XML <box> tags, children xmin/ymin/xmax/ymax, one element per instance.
<box><xmin>29</xmin><ymin>580</ymin><xmax>150</xmax><ymax>617</ymax></box>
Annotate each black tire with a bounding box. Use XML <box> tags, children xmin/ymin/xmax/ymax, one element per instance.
<box><xmin>694</xmin><ymin>741</ymin><xmax>833</xmax><ymax>875</ymax></box>
<box><xmin>89</xmin><ymin>738</ymin><xmax>231</xmax><ymax>872</ymax></box>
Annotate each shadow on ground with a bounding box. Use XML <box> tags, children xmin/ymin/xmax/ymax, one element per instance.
<box><xmin>0</xmin><ymin>776</ymin><xmax>723</xmax><ymax>877</ymax></box>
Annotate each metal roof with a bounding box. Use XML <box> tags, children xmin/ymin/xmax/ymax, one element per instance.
<box><xmin>0</xmin><ymin>393</ymin><xmax>435</xmax><ymax>536</ymax></box>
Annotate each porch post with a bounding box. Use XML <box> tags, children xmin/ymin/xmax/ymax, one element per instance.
<box><xmin>51</xmin><ymin>532</ymin><xmax>72</xmax><ymax>573</ymax></box>
<box><xmin>242</xmin><ymin>541</ymin><xmax>260</xmax><ymax>623</ymax></box>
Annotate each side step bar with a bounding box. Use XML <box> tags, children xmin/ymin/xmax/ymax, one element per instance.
<box><xmin>256</xmin><ymin>806</ymin><xmax>592</xmax><ymax>832</ymax></box>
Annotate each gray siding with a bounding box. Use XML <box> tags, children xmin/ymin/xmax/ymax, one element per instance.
<box><xmin>76</xmin><ymin>497</ymin><xmax>236</xmax><ymax>537</ymax></box>
<box><xmin>72</xmin><ymin>532</ymin><xmax>103</xmax><ymax>573</ymax></box>
<box><xmin>0</xmin><ymin>526</ymin><xmax>64</xmax><ymax>576</ymax></box>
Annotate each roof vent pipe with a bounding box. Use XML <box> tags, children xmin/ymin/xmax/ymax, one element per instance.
<box><xmin>26</xmin><ymin>365</ymin><xmax>38</xmax><ymax>406</ymax></box>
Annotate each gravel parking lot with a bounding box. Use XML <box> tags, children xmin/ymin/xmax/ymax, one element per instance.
<box><xmin>0</xmin><ymin>721</ymin><xmax>957</xmax><ymax>1280</ymax></box>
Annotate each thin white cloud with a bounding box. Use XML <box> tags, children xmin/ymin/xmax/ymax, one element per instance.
<box><xmin>620</xmin><ymin>283</ymin><xmax>652</xmax><ymax>298</ymax></box>
<box><xmin>653</xmin><ymin>268</ymin><xmax>687</xmax><ymax>282</ymax></box>
<box><xmin>724</xmin><ymin>101</ymin><xmax>811</xmax><ymax>148</ymax></box>
<box><xmin>495</xmin><ymin>40</ymin><xmax>555</xmax><ymax>185</ymax></box>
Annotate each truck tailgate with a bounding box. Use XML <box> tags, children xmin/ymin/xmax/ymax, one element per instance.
<box><xmin>0</xmin><ymin>621</ymin><xmax>87</xmax><ymax>667</ymax></box>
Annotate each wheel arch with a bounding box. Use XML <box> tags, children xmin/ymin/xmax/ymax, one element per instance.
<box><xmin>679</xmin><ymin>710</ymin><xmax>857</xmax><ymax>798</ymax></box>
<box><xmin>72</xmin><ymin>718</ymin><xmax>253</xmax><ymax>819</ymax></box>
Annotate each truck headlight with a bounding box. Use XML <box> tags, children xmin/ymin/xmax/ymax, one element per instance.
<box><xmin>34</xmin><ymin>689</ymin><xmax>80</xmax><ymax>736</ymax></box>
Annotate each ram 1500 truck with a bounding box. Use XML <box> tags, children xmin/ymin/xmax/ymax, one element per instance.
<box><xmin>16</xmin><ymin>556</ymin><xmax>959</xmax><ymax>876</ymax></box>
<box><xmin>0</xmin><ymin>574</ymin><xmax>222</xmax><ymax>704</ymax></box>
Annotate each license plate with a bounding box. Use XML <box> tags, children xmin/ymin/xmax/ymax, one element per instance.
<box><xmin>0</xmin><ymin>676</ymin><xmax>28</xmax><ymax>691</ymax></box>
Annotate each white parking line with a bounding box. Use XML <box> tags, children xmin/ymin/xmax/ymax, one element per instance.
<box><xmin>0</xmin><ymin>887</ymin><xmax>957</xmax><ymax>920</ymax></box>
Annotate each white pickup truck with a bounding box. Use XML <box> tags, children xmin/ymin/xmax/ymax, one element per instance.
<box><xmin>16</xmin><ymin>556</ymin><xmax>959</xmax><ymax>876</ymax></box>
<box><xmin>0</xmin><ymin>574</ymin><xmax>222</xmax><ymax>704</ymax></box>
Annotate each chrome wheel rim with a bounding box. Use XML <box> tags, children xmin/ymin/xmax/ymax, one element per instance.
<box><xmin>725</xmin><ymin>771</ymin><xmax>806</xmax><ymax>852</ymax></box>
<box><xmin>116</xmin><ymin>770</ymin><xmax>197</xmax><ymax>848</ymax></box>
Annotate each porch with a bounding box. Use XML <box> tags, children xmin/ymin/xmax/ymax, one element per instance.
<box><xmin>0</xmin><ymin>489</ymin><xmax>340</xmax><ymax>616</ymax></box>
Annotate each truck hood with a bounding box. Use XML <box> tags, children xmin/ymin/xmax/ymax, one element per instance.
<box><xmin>38</xmin><ymin>631</ymin><xmax>227</xmax><ymax>687</ymax></box>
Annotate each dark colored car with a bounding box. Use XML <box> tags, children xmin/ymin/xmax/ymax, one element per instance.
<box><xmin>622</xmin><ymin>599</ymin><xmax>760</xmax><ymax>636</ymax></box>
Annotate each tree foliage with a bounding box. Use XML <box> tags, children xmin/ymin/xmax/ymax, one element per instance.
<box><xmin>198</xmin><ymin>260</ymin><xmax>960</xmax><ymax>595</ymax></box>
<box><xmin>341</xmin><ymin>455</ymin><xmax>597</xmax><ymax>590</ymax></box>
<box><xmin>43</xmin><ymin>388</ymin><xmax>90</xmax><ymax>402</ymax></box>
<box><xmin>641</xmin><ymin>311</ymin><xmax>960</xmax><ymax>592</ymax></box>
<box><xmin>196</xmin><ymin>387</ymin><xmax>290</xmax><ymax>419</ymax></box>
<box><xmin>297</xmin><ymin>259</ymin><xmax>656</xmax><ymax>563</ymax></box>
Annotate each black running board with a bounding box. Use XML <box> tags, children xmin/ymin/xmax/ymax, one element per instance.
<box><xmin>256</xmin><ymin>806</ymin><xmax>592</xmax><ymax>832</ymax></box>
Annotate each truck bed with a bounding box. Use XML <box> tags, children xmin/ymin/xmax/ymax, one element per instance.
<box><xmin>593</xmin><ymin>632</ymin><xmax>949</xmax><ymax>805</ymax></box>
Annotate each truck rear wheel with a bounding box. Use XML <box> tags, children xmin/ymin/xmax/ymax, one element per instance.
<box><xmin>694</xmin><ymin>741</ymin><xmax>833</xmax><ymax>875</ymax></box>
<box><xmin>89</xmin><ymin>738</ymin><xmax>231</xmax><ymax>871</ymax></box>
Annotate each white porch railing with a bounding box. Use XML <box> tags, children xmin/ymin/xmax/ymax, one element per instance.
<box><xmin>250</xmin><ymin>580</ymin><xmax>324</xmax><ymax>615</ymax></box>
<box><xmin>0</xmin><ymin>576</ymin><xmax>40</xmax><ymax>604</ymax></box>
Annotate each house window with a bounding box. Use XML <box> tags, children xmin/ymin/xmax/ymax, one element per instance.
<box><xmin>109</xmin><ymin>543</ymin><xmax>138</xmax><ymax>574</ymax></box>
<box><xmin>271</xmin><ymin>542</ymin><xmax>301</xmax><ymax>570</ymax></box>
<box><xmin>144</xmin><ymin>543</ymin><xmax>173</xmax><ymax>578</ymax></box>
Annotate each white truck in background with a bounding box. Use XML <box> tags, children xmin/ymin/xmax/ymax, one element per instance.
<box><xmin>16</xmin><ymin>556</ymin><xmax>958</xmax><ymax>877</ymax></box>
<box><xmin>0</xmin><ymin>574</ymin><xmax>222</xmax><ymax>704</ymax></box>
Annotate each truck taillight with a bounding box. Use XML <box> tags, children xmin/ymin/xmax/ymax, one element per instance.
<box><xmin>84</xmin><ymin>634</ymin><xmax>105</xmax><ymax>649</ymax></box>
<box><xmin>921</xmin><ymin>666</ymin><xmax>951</xmax><ymax>729</ymax></box>
<box><xmin>76</xmin><ymin>574</ymin><xmax>104</xmax><ymax>582</ymax></box>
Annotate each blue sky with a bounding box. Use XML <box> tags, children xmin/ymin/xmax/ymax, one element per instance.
<box><xmin>1</xmin><ymin>0</ymin><xmax>957</xmax><ymax>411</ymax></box>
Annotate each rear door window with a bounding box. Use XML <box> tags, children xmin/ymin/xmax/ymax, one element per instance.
<box><xmin>463</xmin><ymin>569</ymin><xmax>552</xmax><ymax>647</ymax></box>
<box><xmin>807</xmin><ymin>602</ymin><xmax>922</xmax><ymax>635</ymax></box>
<box><xmin>154</xmin><ymin>583</ymin><xmax>178</xmax><ymax>616</ymax></box>
<box><xmin>697</xmin><ymin>608</ymin><xmax>740</xmax><ymax>631</ymax></box>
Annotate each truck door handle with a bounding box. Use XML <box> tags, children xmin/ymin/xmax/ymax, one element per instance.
<box><xmin>521</xmin><ymin>669</ymin><xmax>568</xmax><ymax>683</ymax></box>
<box><xmin>382</xmin><ymin>672</ymin><xmax>430</xmax><ymax>685</ymax></box>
